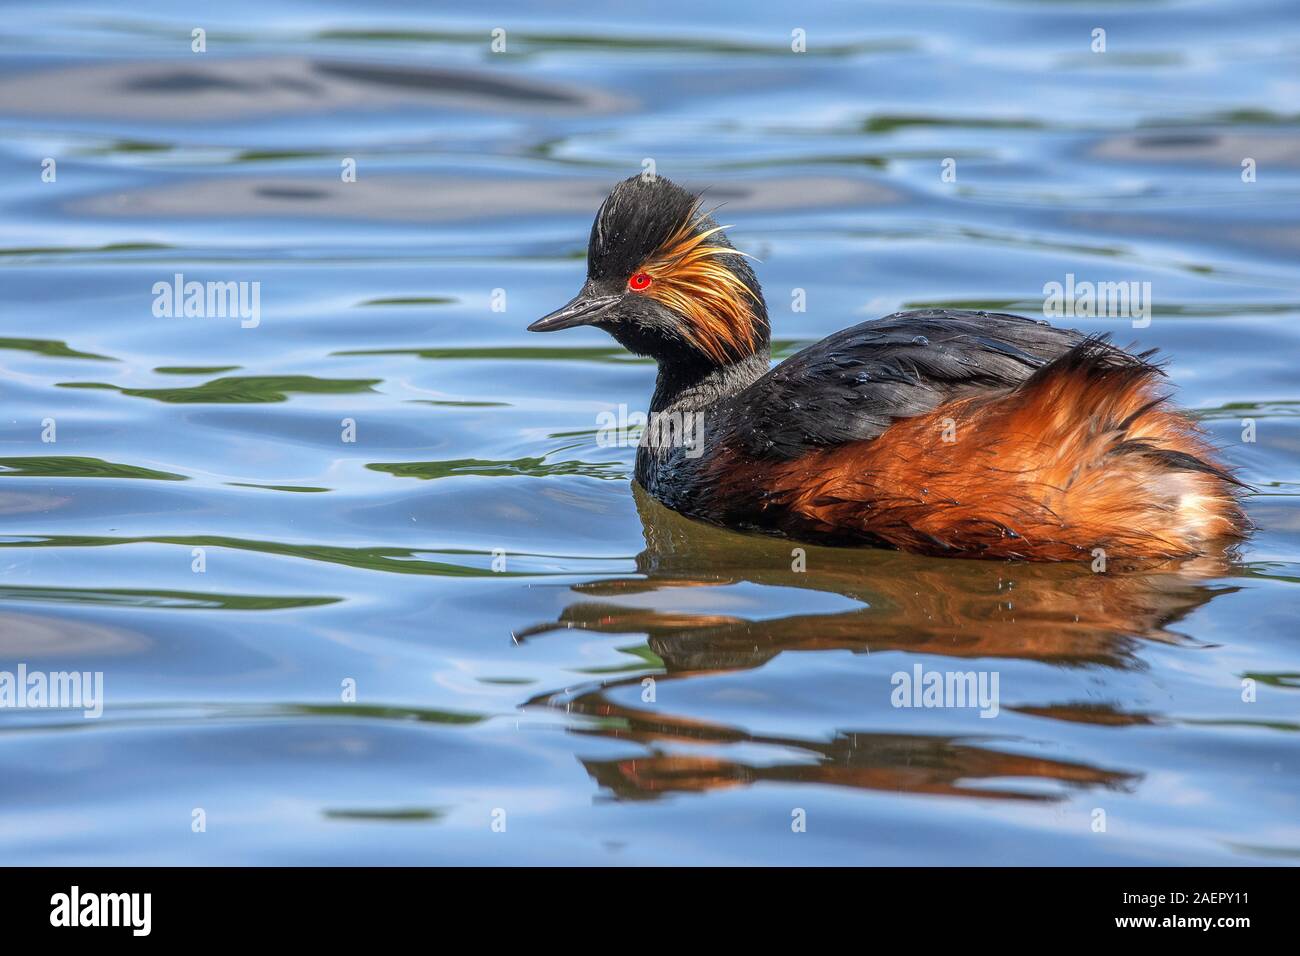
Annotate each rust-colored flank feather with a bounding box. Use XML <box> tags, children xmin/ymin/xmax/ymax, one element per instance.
<box><xmin>739</xmin><ymin>344</ymin><xmax>1247</xmax><ymax>561</ymax></box>
<box><xmin>702</xmin><ymin>343</ymin><xmax>1248</xmax><ymax>564</ymax></box>
<box><xmin>638</xmin><ymin>203</ymin><xmax>764</xmax><ymax>363</ymax></box>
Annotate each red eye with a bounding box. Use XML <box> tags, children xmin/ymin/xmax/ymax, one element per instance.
<box><xmin>628</xmin><ymin>272</ymin><xmax>652</xmax><ymax>292</ymax></box>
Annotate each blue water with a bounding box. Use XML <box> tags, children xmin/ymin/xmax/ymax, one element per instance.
<box><xmin>0</xmin><ymin>0</ymin><xmax>1297</xmax><ymax>864</ymax></box>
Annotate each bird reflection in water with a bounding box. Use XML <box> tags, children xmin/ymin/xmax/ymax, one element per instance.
<box><xmin>516</xmin><ymin>486</ymin><xmax>1238</xmax><ymax>802</ymax></box>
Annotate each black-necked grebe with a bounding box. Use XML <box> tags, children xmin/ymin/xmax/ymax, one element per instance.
<box><xmin>529</xmin><ymin>175</ymin><xmax>1246</xmax><ymax>561</ymax></box>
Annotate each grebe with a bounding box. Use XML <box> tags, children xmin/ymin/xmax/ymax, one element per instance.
<box><xmin>529</xmin><ymin>175</ymin><xmax>1246</xmax><ymax>561</ymax></box>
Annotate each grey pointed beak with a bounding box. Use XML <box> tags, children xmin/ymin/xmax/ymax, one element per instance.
<box><xmin>528</xmin><ymin>293</ymin><xmax>620</xmax><ymax>333</ymax></box>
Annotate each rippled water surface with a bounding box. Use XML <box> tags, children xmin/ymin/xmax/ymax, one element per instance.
<box><xmin>2</xmin><ymin>1</ymin><xmax>1298</xmax><ymax>864</ymax></box>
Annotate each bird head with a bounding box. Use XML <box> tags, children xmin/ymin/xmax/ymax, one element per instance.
<box><xmin>529</xmin><ymin>175</ymin><xmax>769</xmax><ymax>371</ymax></box>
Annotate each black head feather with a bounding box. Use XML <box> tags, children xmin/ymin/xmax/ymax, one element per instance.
<box><xmin>587</xmin><ymin>175</ymin><xmax>704</xmax><ymax>280</ymax></box>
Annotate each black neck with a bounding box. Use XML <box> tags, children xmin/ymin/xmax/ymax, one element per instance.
<box><xmin>649</xmin><ymin>349</ymin><xmax>771</xmax><ymax>414</ymax></box>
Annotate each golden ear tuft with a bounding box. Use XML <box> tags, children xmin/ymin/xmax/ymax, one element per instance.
<box><xmin>637</xmin><ymin>203</ymin><xmax>762</xmax><ymax>364</ymax></box>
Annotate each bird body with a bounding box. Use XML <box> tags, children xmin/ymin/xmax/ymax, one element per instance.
<box><xmin>530</xmin><ymin>175</ymin><xmax>1246</xmax><ymax>561</ymax></box>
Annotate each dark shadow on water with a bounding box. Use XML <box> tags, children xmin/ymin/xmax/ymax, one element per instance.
<box><xmin>0</xmin><ymin>56</ymin><xmax>616</xmax><ymax>120</ymax></box>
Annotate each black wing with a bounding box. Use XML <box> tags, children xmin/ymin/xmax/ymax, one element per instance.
<box><xmin>727</xmin><ymin>310</ymin><xmax>1086</xmax><ymax>460</ymax></box>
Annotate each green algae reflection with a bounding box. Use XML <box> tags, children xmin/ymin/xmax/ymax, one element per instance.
<box><xmin>367</xmin><ymin>455</ymin><xmax>624</xmax><ymax>481</ymax></box>
<box><xmin>0</xmin><ymin>337</ymin><xmax>115</xmax><ymax>361</ymax></box>
<box><xmin>58</xmin><ymin>375</ymin><xmax>381</xmax><ymax>403</ymax></box>
<box><xmin>0</xmin><ymin>456</ymin><xmax>187</xmax><ymax>481</ymax></box>
<box><xmin>0</xmin><ymin>585</ymin><xmax>338</xmax><ymax>611</ymax></box>
<box><xmin>0</xmin><ymin>534</ymin><xmax>540</xmax><ymax>578</ymax></box>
